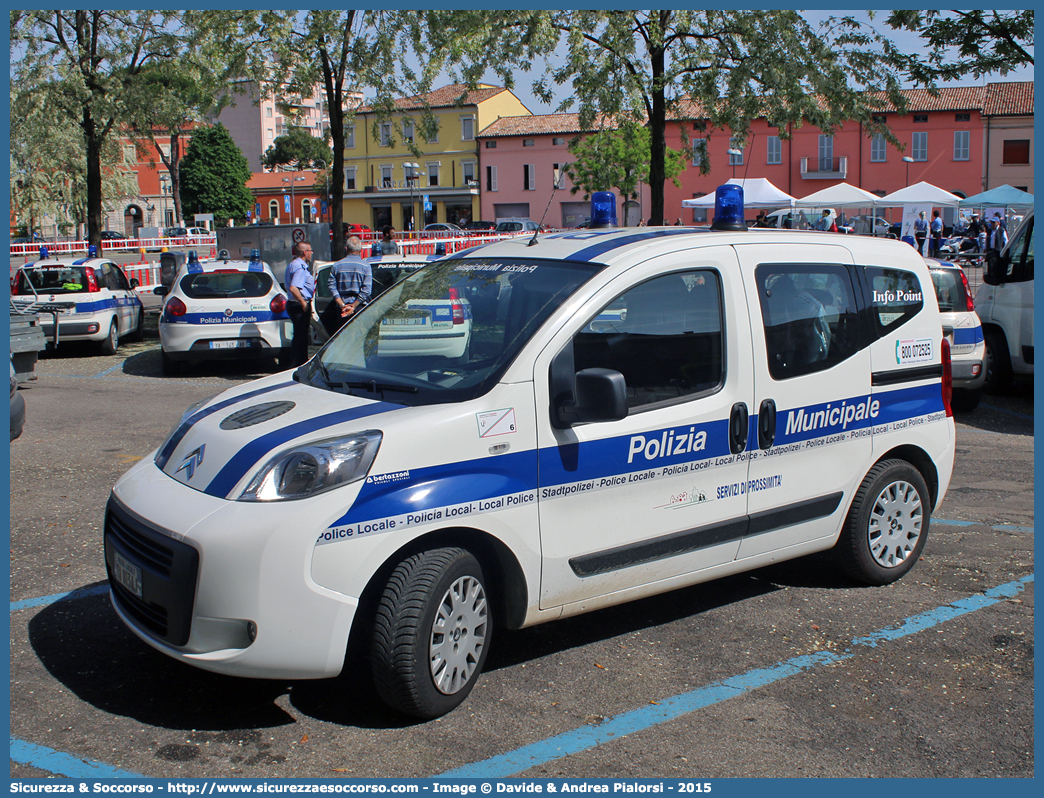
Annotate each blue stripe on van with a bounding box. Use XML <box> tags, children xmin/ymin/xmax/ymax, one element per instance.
<box><xmin>203</xmin><ymin>402</ymin><xmax>402</xmax><ymax>498</ymax></box>
<box><xmin>567</xmin><ymin>229</ymin><xmax>705</xmax><ymax>263</ymax></box>
<box><xmin>155</xmin><ymin>381</ymin><xmax>296</xmax><ymax>469</ymax></box>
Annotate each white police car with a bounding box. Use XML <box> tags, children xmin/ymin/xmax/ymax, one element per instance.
<box><xmin>11</xmin><ymin>247</ymin><xmax>144</xmax><ymax>354</ymax></box>
<box><xmin>926</xmin><ymin>258</ymin><xmax>985</xmax><ymax>411</ymax></box>
<box><xmin>106</xmin><ymin>188</ymin><xmax>956</xmax><ymax>719</ymax></box>
<box><xmin>157</xmin><ymin>251</ymin><xmax>292</xmax><ymax>375</ymax></box>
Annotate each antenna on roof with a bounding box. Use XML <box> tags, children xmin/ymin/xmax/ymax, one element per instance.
<box><xmin>529</xmin><ymin>166</ymin><xmax>563</xmax><ymax>247</ymax></box>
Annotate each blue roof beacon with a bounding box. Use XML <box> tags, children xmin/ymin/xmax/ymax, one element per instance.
<box><xmin>590</xmin><ymin>191</ymin><xmax>618</xmax><ymax>228</ymax></box>
<box><xmin>711</xmin><ymin>183</ymin><xmax>746</xmax><ymax>231</ymax></box>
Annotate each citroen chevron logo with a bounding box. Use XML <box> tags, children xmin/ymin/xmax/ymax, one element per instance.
<box><xmin>175</xmin><ymin>445</ymin><xmax>206</xmax><ymax>481</ymax></box>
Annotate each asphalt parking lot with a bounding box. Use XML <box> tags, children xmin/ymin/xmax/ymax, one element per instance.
<box><xmin>8</xmin><ymin>324</ymin><xmax>1034</xmax><ymax>780</ymax></box>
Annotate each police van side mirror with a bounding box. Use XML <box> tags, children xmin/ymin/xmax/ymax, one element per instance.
<box><xmin>550</xmin><ymin>346</ymin><xmax>627</xmax><ymax>428</ymax></box>
<box><xmin>154</xmin><ymin>285</ymin><xmax>169</xmax><ymax>296</ymax></box>
<box><xmin>983</xmin><ymin>249</ymin><xmax>1006</xmax><ymax>286</ymax></box>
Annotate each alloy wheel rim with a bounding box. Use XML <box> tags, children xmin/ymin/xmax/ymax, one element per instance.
<box><xmin>429</xmin><ymin>575</ymin><xmax>487</xmax><ymax>695</ymax></box>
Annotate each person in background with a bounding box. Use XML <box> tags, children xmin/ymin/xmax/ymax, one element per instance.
<box><xmin>914</xmin><ymin>211</ymin><xmax>929</xmax><ymax>254</ymax></box>
<box><xmin>380</xmin><ymin>226</ymin><xmax>400</xmax><ymax>255</ymax></box>
<box><xmin>284</xmin><ymin>241</ymin><xmax>315</xmax><ymax>368</ymax></box>
<box><xmin>754</xmin><ymin>210</ymin><xmax>768</xmax><ymax>228</ymax></box>
<box><xmin>930</xmin><ymin>210</ymin><xmax>944</xmax><ymax>256</ymax></box>
<box><xmin>322</xmin><ymin>235</ymin><xmax>372</xmax><ymax>336</ymax></box>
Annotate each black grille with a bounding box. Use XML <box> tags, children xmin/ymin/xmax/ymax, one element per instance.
<box><xmin>104</xmin><ymin>497</ymin><xmax>199</xmax><ymax>647</ymax></box>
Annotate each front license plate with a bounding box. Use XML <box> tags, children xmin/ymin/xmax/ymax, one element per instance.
<box><xmin>113</xmin><ymin>550</ymin><xmax>143</xmax><ymax>598</ymax></box>
<box><xmin>209</xmin><ymin>340</ymin><xmax>245</xmax><ymax>350</ymax></box>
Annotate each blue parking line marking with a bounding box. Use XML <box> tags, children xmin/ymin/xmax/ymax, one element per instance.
<box><xmin>10</xmin><ymin>584</ymin><xmax>109</xmax><ymax>613</ymax></box>
<box><xmin>437</xmin><ymin>574</ymin><xmax>1033</xmax><ymax>778</ymax></box>
<box><xmin>934</xmin><ymin>518</ymin><xmax>1034</xmax><ymax>533</ymax></box>
<box><xmin>91</xmin><ymin>362</ymin><xmax>126</xmax><ymax>378</ymax></box>
<box><xmin>979</xmin><ymin>401</ymin><xmax>1033</xmax><ymax>422</ymax></box>
<box><xmin>10</xmin><ymin>737</ymin><xmax>144</xmax><ymax>778</ymax></box>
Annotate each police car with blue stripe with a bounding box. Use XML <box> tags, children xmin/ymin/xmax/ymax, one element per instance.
<box><xmin>157</xmin><ymin>250</ymin><xmax>292</xmax><ymax>375</ymax></box>
<box><xmin>106</xmin><ymin>188</ymin><xmax>956</xmax><ymax>719</ymax></box>
<box><xmin>12</xmin><ymin>246</ymin><xmax>144</xmax><ymax>354</ymax></box>
<box><xmin>926</xmin><ymin>258</ymin><xmax>986</xmax><ymax>411</ymax></box>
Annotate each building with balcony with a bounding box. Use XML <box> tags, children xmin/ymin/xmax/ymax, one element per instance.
<box><xmin>664</xmin><ymin>81</ymin><xmax>1032</xmax><ymax>223</ymax></box>
<box><xmin>340</xmin><ymin>84</ymin><xmax>531</xmax><ymax>231</ymax></box>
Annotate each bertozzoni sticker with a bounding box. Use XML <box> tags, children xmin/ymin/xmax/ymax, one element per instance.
<box><xmin>477</xmin><ymin>408</ymin><xmax>516</xmax><ymax>437</ymax></box>
<box><xmin>896</xmin><ymin>338</ymin><xmax>934</xmax><ymax>365</ymax></box>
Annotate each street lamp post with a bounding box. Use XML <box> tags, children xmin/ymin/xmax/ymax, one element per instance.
<box><xmin>727</xmin><ymin>148</ymin><xmax>743</xmax><ymax>179</ymax></box>
<box><xmin>159</xmin><ymin>174</ymin><xmax>170</xmax><ymax>230</ymax></box>
<box><xmin>312</xmin><ymin>159</ymin><xmax>327</xmax><ymax>222</ymax></box>
<box><xmin>902</xmin><ymin>156</ymin><xmax>914</xmax><ymax>187</ymax></box>
<box><xmin>282</xmin><ymin>172</ymin><xmax>306</xmax><ymax>223</ymax></box>
<box><xmin>403</xmin><ymin>162</ymin><xmax>419</xmax><ymax>236</ymax></box>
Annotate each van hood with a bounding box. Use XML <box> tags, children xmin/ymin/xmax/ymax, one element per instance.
<box><xmin>154</xmin><ymin>375</ymin><xmax>403</xmax><ymax>499</ymax></box>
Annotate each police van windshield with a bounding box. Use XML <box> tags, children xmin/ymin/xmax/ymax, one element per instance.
<box><xmin>180</xmin><ymin>270</ymin><xmax>273</xmax><ymax>299</ymax></box>
<box><xmin>16</xmin><ymin>266</ymin><xmax>93</xmax><ymax>295</ymax></box>
<box><xmin>306</xmin><ymin>257</ymin><xmax>601</xmax><ymax>405</ymax></box>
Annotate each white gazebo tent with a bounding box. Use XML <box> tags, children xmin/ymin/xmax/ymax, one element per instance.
<box><xmin>794</xmin><ymin>182</ymin><xmax>884</xmax><ymax>235</ymax></box>
<box><xmin>682</xmin><ymin>178</ymin><xmax>796</xmax><ymax>209</ymax></box>
<box><xmin>876</xmin><ymin>181</ymin><xmax>962</xmax><ymax>208</ymax></box>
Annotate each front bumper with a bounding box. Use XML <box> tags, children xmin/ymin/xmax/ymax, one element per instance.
<box><xmin>106</xmin><ymin>459</ymin><xmax>360</xmax><ymax>679</ymax></box>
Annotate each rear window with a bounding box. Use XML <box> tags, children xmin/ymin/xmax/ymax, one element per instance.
<box><xmin>930</xmin><ymin>268</ymin><xmax>968</xmax><ymax>313</ymax></box>
<box><xmin>865</xmin><ymin>266</ymin><xmax>925</xmax><ymax>334</ymax></box>
<box><xmin>16</xmin><ymin>266</ymin><xmax>93</xmax><ymax>294</ymax></box>
<box><xmin>179</xmin><ymin>271</ymin><xmax>273</xmax><ymax>299</ymax></box>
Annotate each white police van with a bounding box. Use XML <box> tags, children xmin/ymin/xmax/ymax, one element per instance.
<box><xmin>12</xmin><ymin>246</ymin><xmax>144</xmax><ymax>354</ymax></box>
<box><xmin>105</xmin><ymin>187</ymin><xmax>956</xmax><ymax>719</ymax></box>
<box><xmin>157</xmin><ymin>250</ymin><xmax>292</xmax><ymax>375</ymax></box>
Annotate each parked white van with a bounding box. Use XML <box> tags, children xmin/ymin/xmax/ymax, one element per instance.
<box><xmin>105</xmin><ymin>198</ymin><xmax>956</xmax><ymax>719</ymax></box>
<box><xmin>975</xmin><ymin>210</ymin><xmax>1034</xmax><ymax>391</ymax></box>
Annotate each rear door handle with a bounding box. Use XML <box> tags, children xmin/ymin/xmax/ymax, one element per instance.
<box><xmin>758</xmin><ymin>398</ymin><xmax>776</xmax><ymax>449</ymax></box>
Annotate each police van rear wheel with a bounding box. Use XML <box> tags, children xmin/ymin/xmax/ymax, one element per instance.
<box><xmin>837</xmin><ymin>459</ymin><xmax>930</xmax><ymax>586</ymax></box>
<box><xmin>100</xmin><ymin>320</ymin><xmax>119</xmax><ymax>355</ymax></box>
<box><xmin>371</xmin><ymin>548</ymin><xmax>491</xmax><ymax>719</ymax></box>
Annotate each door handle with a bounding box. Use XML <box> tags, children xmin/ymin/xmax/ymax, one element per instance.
<box><xmin>758</xmin><ymin>398</ymin><xmax>776</xmax><ymax>449</ymax></box>
<box><xmin>729</xmin><ymin>402</ymin><xmax>749</xmax><ymax>454</ymax></box>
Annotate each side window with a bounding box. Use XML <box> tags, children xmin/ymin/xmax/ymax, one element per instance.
<box><xmin>756</xmin><ymin>264</ymin><xmax>862</xmax><ymax>380</ymax></box>
<box><xmin>864</xmin><ymin>266</ymin><xmax>925</xmax><ymax>336</ymax></box>
<box><xmin>572</xmin><ymin>270</ymin><xmax>723</xmax><ymax>410</ymax></box>
<box><xmin>113</xmin><ymin>266</ymin><xmax>131</xmax><ymax>291</ymax></box>
<box><xmin>1007</xmin><ymin>217</ymin><xmax>1034</xmax><ymax>282</ymax></box>
<box><xmin>97</xmin><ymin>263</ymin><xmax>118</xmax><ymax>291</ymax></box>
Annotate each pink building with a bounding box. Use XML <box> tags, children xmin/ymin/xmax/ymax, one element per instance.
<box><xmin>477</xmin><ymin>114</ymin><xmax>651</xmax><ymax>228</ymax></box>
<box><xmin>664</xmin><ymin>82</ymin><xmax>1033</xmax><ymax>223</ymax></box>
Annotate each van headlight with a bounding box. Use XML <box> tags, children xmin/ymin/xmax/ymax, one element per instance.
<box><xmin>238</xmin><ymin>431</ymin><xmax>382</xmax><ymax>502</ymax></box>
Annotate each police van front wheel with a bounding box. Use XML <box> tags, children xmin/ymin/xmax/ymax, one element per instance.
<box><xmin>836</xmin><ymin>459</ymin><xmax>930</xmax><ymax>586</ymax></box>
<box><xmin>371</xmin><ymin>548</ymin><xmax>491</xmax><ymax>719</ymax></box>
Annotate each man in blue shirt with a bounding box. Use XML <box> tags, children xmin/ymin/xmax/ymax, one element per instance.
<box><xmin>284</xmin><ymin>241</ymin><xmax>315</xmax><ymax>368</ymax></box>
<box><xmin>321</xmin><ymin>235</ymin><xmax>372</xmax><ymax>336</ymax></box>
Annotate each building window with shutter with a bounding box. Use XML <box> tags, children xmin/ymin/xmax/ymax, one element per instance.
<box><xmin>523</xmin><ymin>164</ymin><xmax>536</xmax><ymax>190</ymax></box>
<box><xmin>462</xmin><ymin>116</ymin><xmax>475</xmax><ymax>141</ymax></box>
<box><xmin>1002</xmin><ymin>139</ymin><xmax>1031</xmax><ymax>165</ymax></box>
<box><xmin>486</xmin><ymin>165</ymin><xmax>498</xmax><ymax>192</ymax></box>
<box><xmin>953</xmin><ymin>131</ymin><xmax>970</xmax><ymax>161</ymax></box>
<box><xmin>766</xmin><ymin>136</ymin><xmax>781</xmax><ymax>165</ymax></box>
<box><xmin>912</xmin><ymin>132</ymin><xmax>928</xmax><ymax>161</ymax></box>
<box><xmin>870</xmin><ymin>134</ymin><xmax>886</xmax><ymax>163</ymax></box>
<box><xmin>345</xmin><ymin>167</ymin><xmax>357</xmax><ymax>191</ymax></box>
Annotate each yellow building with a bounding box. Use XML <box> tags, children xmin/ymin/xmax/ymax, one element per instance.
<box><xmin>342</xmin><ymin>83</ymin><xmax>531</xmax><ymax>231</ymax></box>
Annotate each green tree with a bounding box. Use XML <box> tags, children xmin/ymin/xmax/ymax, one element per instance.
<box><xmin>424</xmin><ymin>10</ymin><xmax>914</xmax><ymax>225</ymax></box>
<box><xmin>11</xmin><ymin>10</ymin><xmax>182</xmax><ymax>248</ymax></box>
<box><xmin>11</xmin><ymin>86</ymin><xmax>138</xmax><ymax>238</ymax></box>
<box><xmin>564</xmin><ymin>123</ymin><xmax>686</xmax><ymax>204</ymax></box>
<box><xmin>179</xmin><ymin>124</ymin><xmax>253</xmax><ymax>225</ymax></box>
<box><xmin>885</xmin><ymin>10</ymin><xmax>1034</xmax><ymax>82</ymax></box>
<box><xmin>262</xmin><ymin>126</ymin><xmax>333</xmax><ymax>171</ymax></box>
<box><xmin>122</xmin><ymin>22</ymin><xmax>244</xmax><ymax>228</ymax></box>
<box><xmin>204</xmin><ymin>10</ymin><xmax>439</xmax><ymax>258</ymax></box>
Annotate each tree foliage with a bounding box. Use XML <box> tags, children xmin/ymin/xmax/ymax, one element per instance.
<box><xmin>423</xmin><ymin>10</ymin><xmax>916</xmax><ymax>224</ymax></box>
<box><xmin>10</xmin><ymin>10</ymin><xmax>183</xmax><ymax>247</ymax></box>
<box><xmin>564</xmin><ymin>123</ymin><xmax>685</xmax><ymax>202</ymax></box>
<box><xmin>885</xmin><ymin>10</ymin><xmax>1034</xmax><ymax>82</ymax></box>
<box><xmin>202</xmin><ymin>10</ymin><xmax>440</xmax><ymax>257</ymax></box>
<box><xmin>179</xmin><ymin>124</ymin><xmax>253</xmax><ymax>225</ymax></box>
<box><xmin>262</xmin><ymin>126</ymin><xmax>333</xmax><ymax>171</ymax></box>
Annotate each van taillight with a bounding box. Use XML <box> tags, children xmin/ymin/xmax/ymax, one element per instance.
<box><xmin>448</xmin><ymin>288</ymin><xmax>465</xmax><ymax>325</ymax></box>
<box><xmin>959</xmin><ymin>269</ymin><xmax>975</xmax><ymax>311</ymax></box>
<box><xmin>166</xmin><ymin>297</ymin><xmax>187</xmax><ymax>317</ymax></box>
<box><xmin>270</xmin><ymin>294</ymin><xmax>287</xmax><ymax>313</ymax></box>
<box><xmin>86</xmin><ymin>269</ymin><xmax>100</xmax><ymax>293</ymax></box>
<box><xmin>940</xmin><ymin>337</ymin><xmax>953</xmax><ymax>418</ymax></box>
